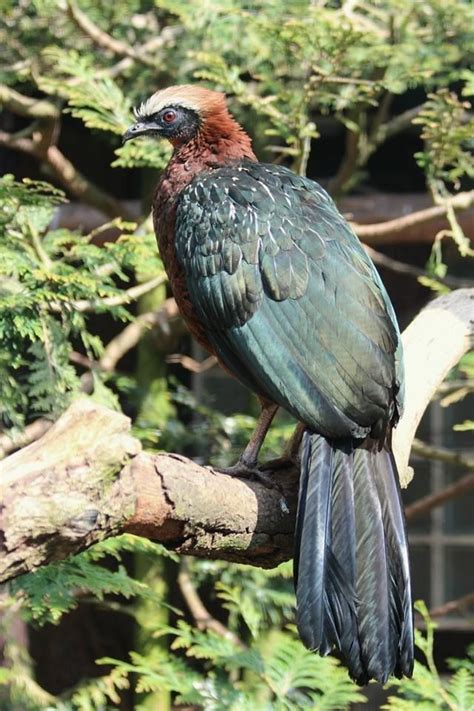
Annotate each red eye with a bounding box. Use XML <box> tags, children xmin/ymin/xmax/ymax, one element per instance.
<box><xmin>162</xmin><ymin>109</ymin><xmax>176</xmax><ymax>124</ymax></box>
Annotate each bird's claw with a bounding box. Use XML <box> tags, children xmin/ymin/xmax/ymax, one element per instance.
<box><xmin>213</xmin><ymin>460</ymin><xmax>290</xmax><ymax>514</ymax></box>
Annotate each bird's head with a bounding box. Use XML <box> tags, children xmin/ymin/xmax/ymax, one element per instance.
<box><xmin>124</xmin><ymin>85</ymin><xmax>229</xmax><ymax>146</ymax></box>
<box><xmin>123</xmin><ymin>85</ymin><xmax>254</xmax><ymax>157</ymax></box>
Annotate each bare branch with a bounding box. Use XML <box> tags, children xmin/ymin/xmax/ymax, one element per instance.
<box><xmin>45</xmin><ymin>144</ymin><xmax>134</xmax><ymax>220</ymax></box>
<box><xmin>178</xmin><ymin>558</ymin><xmax>245</xmax><ymax>647</ymax></box>
<box><xmin>0</xmin><ymin>84</ymin><xmax>59</xmax><ymax>119</ymax></box>
<box><xmin>100</xmin><ymin>298</ymin><xmax>180</xmax><ymax>371</ymax></box>
<box><xmin>166</xmin><ymin>354</ymin><xmax>218</xmax><ymax>374</ymax></box>
<box><xmin>0</xmin><ymin>419</ymin><xmax>53</xmax><ymax>459</ymax></box>
<box><xmin>0</xmin><ymin>126</ymin><xmax>133</xmax><ymax>220</ymax></box>
<box><xmin>363</xmin><ymin>245</ymin><xmax>474</xmax><ymax>289</ymax></box>
<box><xmin>429</xmin><ymin>592</ymin><xmax>474</xmax><ymax>619</ymax></box>
<box><xmin>411</xmin><ymin>439</ymin><xmax>474</xmax><ymax>472</ymax></box>
<box><xmin>373</xmin><ymin>104</ymin><xmax>425</xmax><ymax>146</ymax></box>
<box><xmin>106</xmin><ymin>27</ymin><xmax>182</xmax><ymax>78</ymax></box>
<box><xmin>66</xmin><ymin>0</ymin><xmax>156</xmax><ymax>67</ymax></box>
<box><xmin>48</xmin><ymin>274</ymin><xmax>167</xmax><ymax>314</ymax></box>
<box><xmin>353</xmin><ymin>190</ymin><xmax>474</xmax><ymax>243</ymax></box>
<box><xmin>328</xmin><ymin>125</ymin><xmax>360</xmax><ymax>196</ymax></box>
<box><xmin>405</xmin><ymin>473</ymin><xmax>474</xmax><ymax>522</ymax></box>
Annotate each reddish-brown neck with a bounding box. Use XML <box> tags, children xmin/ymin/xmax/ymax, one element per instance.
<box><xmin>151</xmin><ymin>101</ymin><xmax>256</xmax><ymax>354</ymax></box>
<box><xmin>155</xmin><ymin>109</ymin><xmax>256</xmax><ymax>218</ymax></box>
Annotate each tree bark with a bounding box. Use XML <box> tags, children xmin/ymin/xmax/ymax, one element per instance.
<box><xmin>1</xmin><ymin>289</ymin><xmax>473</xmax><ymax>584</ymax></box>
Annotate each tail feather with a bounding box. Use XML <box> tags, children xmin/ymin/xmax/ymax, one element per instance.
<box><xmin>294</xmin><ymin>434</ymin><xmax>334</xmax><ymax>650</ymax></box>
<box><xmin>352</xmin><ymin>445</ymin><xmax>398</xmax><ymax>682</ymax></box>
<box><xmin>372</xmin><ymin>447</ymin><xmax>414</xmax><ymax>677</ymax></box>
<box><xmin>294</xmin><ymin>430</ymin><xmax>413</xmax><ymax>685</ymax></box>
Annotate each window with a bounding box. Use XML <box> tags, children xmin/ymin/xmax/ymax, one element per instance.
<box><xmin>403</xmin><ymin>398</ymin><xmax>474</xmax><ymax>628</ymax></box>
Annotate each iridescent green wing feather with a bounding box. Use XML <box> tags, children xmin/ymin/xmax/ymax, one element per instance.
<box><xmin>175</xmin><ymin>161</ymin><xmax>402</xmax><ymax>438</ymax></box>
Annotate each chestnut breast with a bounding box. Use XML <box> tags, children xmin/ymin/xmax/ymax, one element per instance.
<box><xmin>153</xmin><ymin>180</ymin><xmax>216</xmax><ymax>355</ymax></box>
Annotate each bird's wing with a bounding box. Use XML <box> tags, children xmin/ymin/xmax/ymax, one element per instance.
<box><xmin>175</xmin><ymin>162</ymin><xmax>402</xmax><ymax>438</ymax></box>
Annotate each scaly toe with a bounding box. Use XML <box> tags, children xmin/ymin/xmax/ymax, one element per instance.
<box><xmin>215</xmin><ymin>460</ymin><xmax>260</xmax><ymax>479</ymax></box>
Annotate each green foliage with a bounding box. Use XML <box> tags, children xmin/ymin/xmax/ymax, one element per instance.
<box><xmin>4</xmin><ymin>548</ymin><xmax>474</xmax><ymax>710</ymax></box>
<box><xmin>414</xmin><ymin>90</ymin><xmax>474</xmax><ymax>188</ymax></box>
<box><xmin>383</xmin><ymin>602</ymin><xmax>474</xmax><ymax>711</ymax></box>
<box><xmin>0</xmin><ymin>175</ymin><xmax>164</xmax><ymax>428</ymax></box>
<box><xmin>10</xmin><ymin>535</ymin><xmax>176</xmax><ymax>625</ymax></box>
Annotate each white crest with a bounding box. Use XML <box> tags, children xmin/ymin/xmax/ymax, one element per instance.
<box><xmin>133</xmin><ymin>85</ymin><xmax>226</xmax><ymax>120</ymax></box>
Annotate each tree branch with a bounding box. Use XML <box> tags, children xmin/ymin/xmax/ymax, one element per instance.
<box><xmin>99</xmin><ymin>298</ymin><xmax>180</xmax><ymax>372</ymax></box>
<box><xmin>0</xmin><ymin>419</ymin><xmax>53</xmax><ymax>459</ymax></box>
<box><xmin>178</xmin><ymin>558</ymin><xmax>245</xmax><ymax>647</ymax></box>
<box><xmin>0</xmin><ymin>84</ymin><xmax>59</xmax><ymax>120</ymax></box>
<box><xmin>0</xmin><ymin>402</ymin><xmax>296</xmax><ymax>583</ymax></box>
<box><xmin>363</xmin><ymin>245</ymin><xmax>474</xmax><ymax>289</ymax></box>
<box><xmin>393</xmin><ymin>289</ymin><xmax>474</xmax><ymax>486</ymax></box>
<box><xmin>429</xmin><ymin>592</ymin><xmax>474</xmax><ymax>619</ymax></box>
<box><xmin>0</xmin><ymin>128</ymin><xmax>132</xmax><ymax>220</ymax></box>
<box><xmin>410</xmin><ymin>439</ymin><xmax>474</xmax><ymax>472</ymax></box>
<box><xmin>49</xmin><ymin>274</ymin><xmax>167</xmax><ymax>314</ymax></box>
<box><xmin>66</xmin><ymin>0</ymin><xmax>156</xmax><ymax>67</ymax></box>
<box><xmin>0</xmin><ymin>290</ymin><xmax>473</xmax><ymax>583</ymax></box>
<box><xmin>405</xmin><ymin>473</ymin><xmax>474</xmax><ymax>522</ymax></box>
<box><xmin>353</xmin><ymin>190</ymin><xmax>474</xmax><ymax>243</ymax></box>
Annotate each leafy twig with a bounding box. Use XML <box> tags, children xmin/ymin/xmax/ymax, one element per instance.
<box><xmin>49</xmin><ymin>274</ymin><xmax>167</xmax><ymax>313</ymax></box>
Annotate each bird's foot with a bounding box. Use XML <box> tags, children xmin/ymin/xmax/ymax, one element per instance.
<box><xmin>209</xmin><ymin>459</ymin><xmax>290</xmax><ymax>514</ymax></box>
<box><xmin>211</xmin><ymin>458</ymin><xmax>263</xmax><ymax>480</ymax></box>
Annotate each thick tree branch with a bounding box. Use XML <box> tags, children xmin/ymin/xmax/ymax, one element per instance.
<box><xmin>393</xmin><ymin>289</ymin><xmax>474</xmax><ymax>486</ymax></box>
<box><xmin>0</xmin><ymin>290</ymin><xmax>473</xmax><ymax>583</ymax></box>
<box><xmin>0</xmin><ymin>403</ymin><xmax>296</xmax><ymax>583</ymax></box>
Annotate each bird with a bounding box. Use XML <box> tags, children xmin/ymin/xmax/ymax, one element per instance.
<box><xmin>123</xmin><ymin>84</ymin><xmax>414</xmax><ymax>685</ymax></box>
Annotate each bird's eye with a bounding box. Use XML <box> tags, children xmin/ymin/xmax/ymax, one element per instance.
<box><xmin>162</xmin><ymin>109</ymin><xmax>177</xmax><ymax>124</ymax></box>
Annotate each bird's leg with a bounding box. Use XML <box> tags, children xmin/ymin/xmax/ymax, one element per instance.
<box><xmin>214</xmin><ymin>402</ymin><xmax>291</xmax><ymax>513</ymax></box>
<box><xmin>263</xmin><ymin>422</ymin><xmax>305</xmax><ymax>471</ymax></box>
<box><xmin>216</xmin><ymin>401</ymin><xmax>278</xmax><ymax>478</ymax></box>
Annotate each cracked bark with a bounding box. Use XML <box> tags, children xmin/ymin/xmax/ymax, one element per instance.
<box><xmin>0</xmin><ymin>289</ymin><xmax>473</xmax><ymax>584</ymax></box>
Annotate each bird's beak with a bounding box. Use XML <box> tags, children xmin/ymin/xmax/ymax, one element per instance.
<box><xmin>122</xmin><ymin>121</ymin><xmax>158</xmax><ymax>144</ymax></box>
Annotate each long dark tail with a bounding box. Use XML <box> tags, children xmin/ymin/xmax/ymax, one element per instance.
<box><xmin>294</xmin><ymin>430</ymin><xmax>413</xmax><ymax>685</ymax></box>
